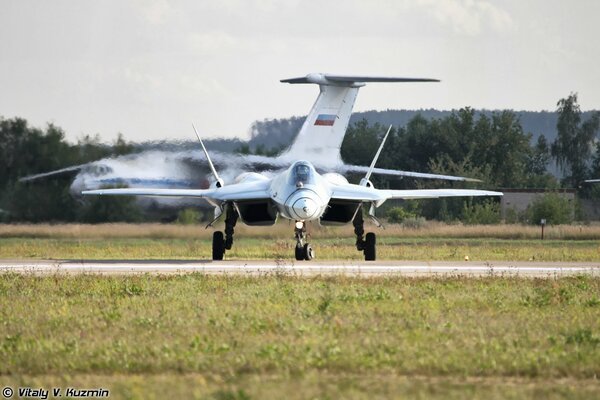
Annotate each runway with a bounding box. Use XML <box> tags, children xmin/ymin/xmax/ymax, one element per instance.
<box><xmin>1</xmin><ymin>259</ymin><xmax>600</xmax><ymax>277</ymax></box>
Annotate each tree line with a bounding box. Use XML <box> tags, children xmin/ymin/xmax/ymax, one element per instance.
<box><xmin>340</xmin><ymin>93</ymin><xmax>600</xmax><ymax>221</ymax></box>
<box><xmin>0</xmin><ymin>118</ymin><xmax>135</xmax><ymax>222</ymax></box>
<box><xmin>0</xmin><ymin>93</ymin><xmax>598</xmax><ymax>223</ymax></box>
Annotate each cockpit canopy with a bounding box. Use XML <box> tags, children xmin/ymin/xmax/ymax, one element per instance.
<box><xmin>289</xmin><ymin>161</ymin><xmax>315</xmax><ymax>186</ymax></box>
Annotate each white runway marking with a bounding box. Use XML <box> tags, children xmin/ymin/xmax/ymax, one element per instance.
<box><xmin>1</xmin><ymin>260</ymin><xmax>599</xmax><ymax>277</ymax></box>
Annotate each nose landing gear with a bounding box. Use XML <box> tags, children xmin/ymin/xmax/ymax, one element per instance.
<box><xmin>294</xmin><ymin>221</ymin><xmax>314</xmax><ymax>260</ymax></box>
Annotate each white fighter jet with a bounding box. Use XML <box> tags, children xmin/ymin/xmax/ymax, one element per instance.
<box><xmin>83</xmin><ymin>122</ymin><xmax>502</xmax><ymax>261</ymax></box>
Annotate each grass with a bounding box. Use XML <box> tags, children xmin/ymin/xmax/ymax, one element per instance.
<box><xmin>1</xmin><ymin>274</ymin><xmax>599</xmax><ymax>398</ymax></box>
<box><xmin>0</xmin><ymin>237</ymin><xmax>599</xmax><ymax>262</ymax></box>
<box><xmin>2</xmin><ymin>222</ymin><xmax>600</xmax><ymax>262</ymax></box>
<box><xmin>2</xmin><ymin>221</ymin><xmax>600</xmax><ymax>240</ymax></box>
<box><xmin>1</xmin><ymin>222</ymin><xmax>599</xmax><ymax>397</ymax></box>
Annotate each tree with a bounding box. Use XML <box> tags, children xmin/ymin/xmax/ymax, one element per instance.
<box><xmin>0</xmin><ymin>116</ymin><xmax>140</xmax><ymax>222</ymax></box>
<box><xmin>527</xmin><ymin>193</ymin><xmax>573</xmax><ymax>225</ymax></box>
<box><xmin>528</xmin><ymin>135</ymin><xmax>551</xmax><ymax>175</ymax></box>
<box><xmin>0</xmin><ymin>118</ymin><xmax>79</xmax><ymax>221</ymax></box>
<box><xmin>78</xmin><ymin>192</ymin><xmax>143</xmax><ymax>223</ymax></box>
<box><xmin>422</xmin><ymin>110</ymin><xmax>532</xmax><ymax>188</ymax></box>
<box><xmin>340</xmin><ymin>119</ymin><xmax>384</xmax><ymax>167</ymax></box>
<box><xmin>113</xmin><ymin>133</ymin><xmax>134</xmax><ymax>156</ymax></box>
<box><xmin>524</xmin><ymin>135</ymin><xmax>558</xmax><ymax>188</ymax></box>
<box><xmin>551</xmin><ymin>93</ymin><xmax>600</xmax><ymax>186</ymax></box>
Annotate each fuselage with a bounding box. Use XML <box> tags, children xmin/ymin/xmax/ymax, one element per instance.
<box><xmin>269</xmin><ymin>160</ymin><xmax>332</xmax><ymax>222</ymax></box>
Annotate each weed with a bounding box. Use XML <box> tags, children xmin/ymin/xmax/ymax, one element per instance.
<box><xmin>211</xmin><ymin>389</ymin><xmax>252</xmax><ymax>400</ymax></box>
<box><xmin>122</xmin><ymin>282</ymin><xmax>144</xmax><ymax>296</ymax></box>
<box><xmin>585</xmin><ymin>297</ymin><xmax>600</xmax><ymax>307</ymax></box>
<box><xmin>317</xmin><ymin>293</ymin><xmax>333</xmax><ymax>314</ymax></box>
<box><xmin>564</xmin><ymin>328</ymin><xmax>600</xmax><ymax>346</ymax></box>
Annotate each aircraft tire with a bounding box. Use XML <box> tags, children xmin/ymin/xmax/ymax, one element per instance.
<box><xmin>212</xmin><ymin>231</ymin><xmax>225</xmax><ymax>260</ymax></box>
<box><xmin>364</xmin><ymin>232</ymin><xmax>376</xmax><ymax>261</ymax></box>
<box><xmin>295</xmin><ymin>245</ymin><xmax>304</xmax><ymax>261</ymax></box>
<box><xmin>303</xmin><ymin>243</ymin><xmax>314</xmax><ymax>261</ymax></box>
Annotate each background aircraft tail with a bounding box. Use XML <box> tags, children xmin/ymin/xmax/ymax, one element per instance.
<box><xmin>278</xmin><ymin>73</ymin><xmax>439</xmax><ymax>168</ymax></box>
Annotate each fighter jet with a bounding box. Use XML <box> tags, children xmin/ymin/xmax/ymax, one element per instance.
<box><xmin>22</xmin><ymin>73</ymin><xmax>478</xmax><ymax>208</ymax></box>
<box><xmin>83</xmin><ymin>123</ymin><xmax>502</xmax><ymax>261</ymax></box>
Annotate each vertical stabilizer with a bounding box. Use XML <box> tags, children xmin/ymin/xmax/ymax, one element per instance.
<box><xmin>279</xmin><ymin>82</ymin><xmax>358</xmax><ymax>167</ymax></box>
<box><xmin>279</xmin><ymin>73</ymin><xmax>439</xmax><ymax>169</ymax></box>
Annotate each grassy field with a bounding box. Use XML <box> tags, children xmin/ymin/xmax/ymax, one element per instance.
<box><xmin>1</xmin><ymin>222</ymin><xmax>600</xmax><ymax>261</ymax></box>
<box><xmin>2</xmin><ymin>237</ymin><xmax>600</xmax><ymax>262</ymax></box>
<box><xmin>2</xmin><ymin>222</ymin><xmax>600</xmax><ymax>240</ymax></box>
<box><xmin>1</xmin><ymin>273</ymin><xmax>599</xmax><ymax>399</ymax></box>
<box><xmin>1</xmin><ymin>223</ymin><xmax>599</xmax><ymax>398</ymax></box>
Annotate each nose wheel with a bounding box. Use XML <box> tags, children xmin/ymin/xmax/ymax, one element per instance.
<box><xmin>295</xmin><ymin>243</ymin><xmax>314</xmax><ymax>261</ymax></box>
<box><xmin>294</xmin><ymin>221</ymin><xmax>314</xmax><ymax>260</ymax></box>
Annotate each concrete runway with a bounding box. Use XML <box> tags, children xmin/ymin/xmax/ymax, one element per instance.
<box><xmin>1</xmin><ymin>259</ymin><xmax>600</xmax><ymax>277</ymax></box>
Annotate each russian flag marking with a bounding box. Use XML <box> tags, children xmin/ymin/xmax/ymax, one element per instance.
<box><xmin>314</xmin><ymin>114</ymin><xmax>336</xmax><ymax>126</ymax></box>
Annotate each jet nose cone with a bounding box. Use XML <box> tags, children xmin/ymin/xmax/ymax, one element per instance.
<box><xmin>292</xmin><ymin>197</ymin><xmax>318</xmax><ymax>220</ymax></box>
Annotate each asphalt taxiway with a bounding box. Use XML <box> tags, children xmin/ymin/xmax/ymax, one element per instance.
<box><xmin>1</xmin><ymin>259</ymin><xmax>599</xmax><ymax>277</ymax></box>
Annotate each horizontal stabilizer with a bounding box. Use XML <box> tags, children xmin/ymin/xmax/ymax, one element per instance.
<box><xmin>281</xmin><ymin>73</ymin><xmax>439</xmax><ymax>86</ymax></box>
<box><xmin>326</xmin><ymin>75</ymin><xmax>439</xmax><ymax>83</ymax></box>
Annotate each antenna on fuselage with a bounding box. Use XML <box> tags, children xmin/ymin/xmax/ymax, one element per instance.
<box><xmin>192</xmin><ymin>123</ymin><xmax>223</xmax><ymax>188</ymax></box>
<box><xmin>360</xmin><ymin>125</ymin><xmax>393</xmax><ymax>187</ymax></box>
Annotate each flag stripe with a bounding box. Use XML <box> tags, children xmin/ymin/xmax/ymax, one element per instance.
<box><xmin>314</xmin><ymin>114</ymin><xmax>336</xmax><ymax>126</ymax></box>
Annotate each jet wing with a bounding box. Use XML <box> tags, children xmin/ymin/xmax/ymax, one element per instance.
<box><xmin>338</xmin><ymin>164</ymin><xmax>481</xmax><ymax>182</ymax></box>
<box><xmin>83</xmin><ymin>188</ymin><xmax>214</xmax><ymax>198</ymax></box>
<box><xmin>330</xmin><ymin>184</ymin><xmax>502</xmax><ymax>203</ymax></box>
<box><xmin>383</xmin><ymin>189</ymin><xmax>503</xmax><ymax>200</ymax></box>
<box><xmin>82</xmin><ymin>179</ymin><xmax>272</xmax><ymax>202</ymax></box>
<box><xmin>19</xmin><ymin>164</ymin><xmax>86</xmax><ymax>182</ymax></box>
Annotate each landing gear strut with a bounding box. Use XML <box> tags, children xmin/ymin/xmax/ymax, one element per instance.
<box><xmin>294</xmin><ymin>221</ymin><xmax>314</xmax><ymax>261</ymax></box>
<box><xmin>353</xmin><ymin>205</ymin><xmax>376</xmax><ymax>261</ymax></box>
<box><xmin>212</xmin><ymin>203</ymin><xmax>238</xmax><ymax>260</ymax></box>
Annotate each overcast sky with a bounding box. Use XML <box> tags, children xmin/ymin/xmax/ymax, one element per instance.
<box><xmin>1</xmin><ymin>0</ymin><xmax>598</xmax><ymax>143</ymax></box>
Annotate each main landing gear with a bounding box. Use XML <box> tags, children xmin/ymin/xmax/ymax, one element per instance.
<box><xmin>353</xmin><ymin>206</ymin><xmax>376</xmax><ymax>261</ymax></box>
<box><xmin>212</xmin><ymin>203</ymin><xmax>238</xmax><ymax>260</ymax></box>
<box><xmin>294</xmin><ymin>221</ymin><xmax>314</xmax><ymax>261</ymax></box>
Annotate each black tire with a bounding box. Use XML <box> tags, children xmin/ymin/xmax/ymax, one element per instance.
<box><xmin>364</xmin><ymin>232</ymin><xmax>376</xmax><ymax>261</ymax></box>
<box><xmin>212</xmin><ymin>231</ymin><xmax>225</xmax><ymax>260</ymax></box>
<box><xmin>295</xmin><ymin>245</ymin><xmax>304</xmax><ymax>261</ymax></box>
<box><xmin>303</xmin><ymin>243</ymin><xmax>314</xmax><ymax>261</ymax></box>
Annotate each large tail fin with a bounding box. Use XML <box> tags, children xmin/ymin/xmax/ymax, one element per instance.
<box><xmin>278</xmin><ymin>73</ymin><xmax>439</xmax><ymax>168</ymax></box>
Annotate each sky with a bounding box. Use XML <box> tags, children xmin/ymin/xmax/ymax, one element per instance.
<box><xmin>0</xmin><ymin>0</ymin><xmax>599</xmax><ymax>143</ymax></box>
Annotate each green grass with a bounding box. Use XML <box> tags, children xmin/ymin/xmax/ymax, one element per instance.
<box><xmin>1</xmin><ymin>274</ymin><xmax>600</xmax><ymax>398</ymax></box>
<box><xmin>1</xmin><ymin>237</ymin><xmax>600</xmax><ymax>261</ymax></box>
